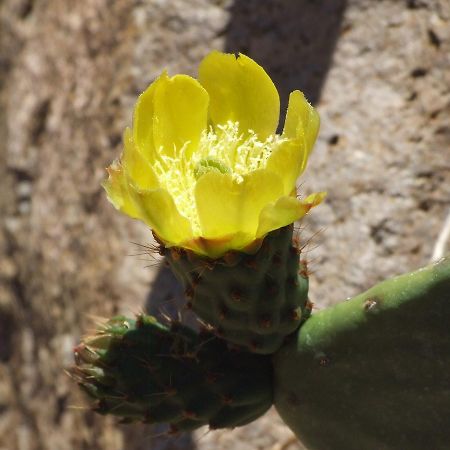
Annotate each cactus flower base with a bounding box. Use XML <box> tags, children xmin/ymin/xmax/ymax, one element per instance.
<box><xmin>165</xmin><ymin>225</ymin><xmax>310</xmax><ymax>354</ymax></box>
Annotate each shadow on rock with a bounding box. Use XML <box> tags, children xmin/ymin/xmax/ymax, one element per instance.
<box><xmin>225</xmin><ymin>0</ymin><xmax>347</xmax><ymax>108</ymax></box>
<box><xmin>145</xmin><ymin>263</ymin><xmax>199</xmax><ymax>329</ymax></box>
<box><xmin>0</xmin><ymin>306</ymin><xmax>15</xmax><ymax>363</ymax></box>
<box><xmin>143</xmin><ymin>263</ymin><xmax>197</xmax><ymax>450</ymax></box>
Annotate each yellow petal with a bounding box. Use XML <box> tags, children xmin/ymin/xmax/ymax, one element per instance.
<box><xmin>304</xmin><ymin>191</ymin><xmax>327</xmax><ymax>206</ymax></box>
<box><xmin>194</xmin><ymin>172</ymin><xmax>241</xmax><ymax>238</ymax></box>
<box><xmin>153</xmin><ymin>74</ymin><xmax>209</xmax><ymax>158</ymax></box>
<box><xmin>195</xmin><ymin>169</ymin><xmax>284</xmax><ymax>239</ymax></box>
<box><xmin>198</xmin><ymin>52</ymin><xmax>280</xmax><ymax>140</ymax></box>
<box><xmin>283</xmin><ymin>90</ymin><xmax>320</xmax><ymax>172</ymax></box>
<box><xmin>256</xmin><ymin>192</ymin><xmax>326</xmax><ymax>238</ymax></box>
<box><xmin>133</xmin><ymin>71</ymin><xmax>168</xmax><ymax>161</ymax></box>
<box><xmin>128</xmin><ymin>185</ymin><xmax>193</xmax><ymax>245</ymax></box>
<box><xmin>122</xmin><ymin>128</ymin><xmax>160</xmax><ymax>190</ymax></box>
<box><xmin>102</xmin><ymin>163</ymin><xmax>140</xmax><ymax>218</ymax></box>
<box><xmin>265</xmin><ymin>140</ymin><xmax>307</xmax><ymax>195</ymax></box>
<box><xmin>239</xmin><ymin>170</ymin><xmax>285</xmax><ymax>233</ymax></box>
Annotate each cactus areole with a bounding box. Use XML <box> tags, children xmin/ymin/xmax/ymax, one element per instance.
<box><xmin>164</xmin><ymin>225</ymin><xmax>311</xmax><ymax>354</ymax></box>
<box><xmin>71</xmin><ymin>51</ymin><xmax>450</xmax><ymax>449</ymax></box>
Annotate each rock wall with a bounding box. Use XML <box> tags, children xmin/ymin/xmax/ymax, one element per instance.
<box><xmin>1</xmin><ymin>1</ymin><xmax>449</xmax><ymax>449</ymax></box>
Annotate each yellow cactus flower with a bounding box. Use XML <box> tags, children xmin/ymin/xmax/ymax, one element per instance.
<box><xmin>103</xmin><ymin>51</ymin><xmax>325</xmax><ymax>258</ymax></box>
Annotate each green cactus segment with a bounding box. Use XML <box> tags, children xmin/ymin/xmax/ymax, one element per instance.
<box><xmin>71</xmin><ymin>314</ymin><xmax>273</xmax><ymax>432</ymax></box>
<box><xmin>273</xmin><ymin>256</ymin><xmax>450</xmax><ymax>450</ymax></box>
<box><xmin>165</xmin><ymin>225</ymin><xmax>310</xmax><ymax>354</ymax></box>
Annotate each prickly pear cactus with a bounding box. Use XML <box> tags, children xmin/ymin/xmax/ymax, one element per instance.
<box><xmin>273</xmin><ymin>256</ymin><xmax>450</xmax><ymax>450</ymax></box>
<box><xmin>72</xmin><ymin>256</ymin><xmax>450</xmax><ymax>446</ymax></box>
<box><xmin>72</xmin><ymin>50</ymin><xmax>450</xmax><ymax>448</ymax></box>
<box><xmin>164</xmin><ymin>225</ymin><xmax>310</xmax><ymax>354</ymax></box>
<box><xmin>71</xmin><ymin>314</ymin><xmax>273</xmax><ymax>432</ymax></box>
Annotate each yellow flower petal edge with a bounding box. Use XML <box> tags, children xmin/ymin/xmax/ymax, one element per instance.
<box><xmin>194</xmin><ymin>170</ymin><xmax>284</xmax><ymax>247</ymax></box>
<box><xmin>198</xmin><ymin>51</ymin><xmax>280</xmax><ymax>140</ymax></box>
<box><xmin>283</xmin><ymin>90</ymin><xmax>320</xmax><ymax>174</ymax></box>
<box><xmin>128</xmin><ymin>186</ymin><xmax>193</xmax><ymax>246</ymax></box>
<box><xmin>153</xmin><ymin>74</ymin><xmax>209</xmax><ymax>159</ymax></box>
<box><xmin>103</xmin><ymin>51</ymin><xmax>324</xmax><ymax>258</ymax></box>
<box><xmin>257</xmin><ymin>193</ymin><xmax>326</xmax><ymax>239</ymax></box>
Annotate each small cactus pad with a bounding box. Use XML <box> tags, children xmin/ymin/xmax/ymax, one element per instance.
<box><xmin>71</xmin><ymin>315</ymin><xmax>273</xmax><ymax>432</ymax></box>
<box><xmin>164</xmin><ymin>225</ymin><xmax>309</xmax><ymax>354</ymax></box>
<box><xmin>274</xmin><ymin>256</ymin><xmax>450</xmax><ymax>450</ymax></box>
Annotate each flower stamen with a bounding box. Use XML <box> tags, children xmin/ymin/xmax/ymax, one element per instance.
<box><xmin>152</xmin><ymin>121</ymin><xmax>287</xmax><ymax>234</ymax></box>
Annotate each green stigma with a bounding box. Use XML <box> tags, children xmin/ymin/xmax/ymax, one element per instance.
<box><xmin>194</xmin><ymin>158</ymin><xmax>231</xmax><ymax>179</ymax></box>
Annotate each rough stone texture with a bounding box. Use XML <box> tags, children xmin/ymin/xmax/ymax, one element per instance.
<box><xmin>1</xmin><ymin>0</ymin><xmax>449</xmax><ymax>449</ymax></box>
<box><xmin>306</xmin><ymin>0</ymin><xmax>450</xmax><ymax>304</ymax></box>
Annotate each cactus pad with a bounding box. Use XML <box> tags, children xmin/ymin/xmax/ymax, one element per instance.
<box><xmin>71</xmin><ymin>314</ymin><xmax>273</xmax><ymax>432</ymax></box>
<box><xmin>164</xmin><ymin>225</ymin><xmax>310</xmax><ymax>354</ymax></box>
<box><xmin>274</xmin><ymin>256</ymin><xmax>450</xmax><ymax>450</ymax></box>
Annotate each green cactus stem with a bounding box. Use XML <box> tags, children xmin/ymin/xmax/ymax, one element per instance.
<box><xmin>273</xmin><ymin>256</ymin><xmax>450</xmax><ymax>450</ymax></box>
<box><xmin>164</xmin><ymin>225</ymin><xmax>311</xmax><ymax>354</ymax></box>
<box><xmin>71</xmin><ymin>314</ymin><xmax>273</xmax><ymax>432</ymax></box>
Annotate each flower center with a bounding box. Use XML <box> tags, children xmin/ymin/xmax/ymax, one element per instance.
<box><xmin>193</xmin><ymin>157</ymin><xmax>231</xmax><ymax>179</ymax></box>
<box><xmin>152</xmin><ymin>121</ymin><xmax>286</xmax><ymax>234</ymax></box>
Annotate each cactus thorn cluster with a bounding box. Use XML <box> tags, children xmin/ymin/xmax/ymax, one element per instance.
<box><xmin>70</xmin><ymin>314</ymin><xmax>273</xmax><ymax>433</ymax></box>
<box><xmin>164</xmin><ymin>225</ymin><xmax>310</xmax><ymax>354</ymax></box>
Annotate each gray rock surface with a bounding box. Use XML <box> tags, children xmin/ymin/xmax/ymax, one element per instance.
<box><xmin>1</xmin><ymin>0</ymin><xmax>449</xmax><ymax>449</ymax></box>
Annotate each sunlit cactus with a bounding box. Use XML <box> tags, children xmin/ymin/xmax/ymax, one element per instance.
<box><xmin>71</xmin><ymin>51</ymin><xmax>450</xmax><ymax>450</ymax></box>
